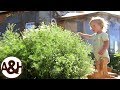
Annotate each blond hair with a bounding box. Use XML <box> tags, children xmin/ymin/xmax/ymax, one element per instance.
<box><xmin>89</xmin><ymin>17</ymin><xmax>109</xmax><ymax>32</ymax></box>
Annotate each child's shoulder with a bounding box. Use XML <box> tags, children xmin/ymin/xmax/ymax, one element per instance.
<box><xmin>101</xmin><ymin>32</ymin><xmax>108</xmax><ymax>36</ymax></box>
<box><xmin>100</xmin><ymin>32</ymin><xmax>109</xmax><ymax>39</ymax></box>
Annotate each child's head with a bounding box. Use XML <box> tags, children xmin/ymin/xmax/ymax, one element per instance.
<box><xmin>89</xmin><ymin>16</ymin><xmax>108</xmax><ymax>33</ymax></box>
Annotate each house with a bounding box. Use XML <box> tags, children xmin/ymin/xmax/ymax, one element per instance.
<box><xmin>57</xmin><ymin>11</ymin><xmax>120</xmax><ymax>54</ymax></box>
<box><xmin>0</xmin><ymin>11</ymin><xmax>62</xmax><ymax>34</ymax></box>
<box><xmin>0</xmin><ymin>11</ymin><xmax>79</xmax><ymax>34</ymax></box>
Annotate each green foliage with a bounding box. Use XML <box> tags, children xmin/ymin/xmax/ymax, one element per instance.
<box><xmin>108</xmin><ymin>53</ymin><xmax>120</xmax><ymax>72</ymax></box>
<box><xmin>0</xmin><ymin>23</ymin><xmax>26</xmax><ymax>62</ymax></box>
<box><xmin>0</xmin><ymin>23</ymin><xmax>94</xmax><ymax>79</ymax></box>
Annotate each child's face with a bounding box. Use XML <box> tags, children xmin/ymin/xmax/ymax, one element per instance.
<box><xmin>90</xmin><ymin>21</ymin><xmax>102</xmax><ymax>33</ymax></box>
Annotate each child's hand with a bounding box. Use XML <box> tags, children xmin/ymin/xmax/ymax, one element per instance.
<box><xmin>98</xmin><ymin>49</ymin><xmax>105</xmax><ymax>55</ymax></box>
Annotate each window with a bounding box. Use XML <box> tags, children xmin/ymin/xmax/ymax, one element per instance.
<box><xmin>25</xmin><ymin>22</ymin><xmax>35</xmax><ymax>30</ymax></box>
<box><xmin>77</xmin><ymin>20</ymin><xmax>83</xmax><ymax>32</ymax></box>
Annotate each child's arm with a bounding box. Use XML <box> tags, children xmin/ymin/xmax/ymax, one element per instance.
<box><xmin>78</xmin><ymin>32</ymin><xmax>93</xmax><ymax>39</ymax></box>
<box><xmin>98</xmin><ymin>40</ymin><xmax>109</xmax><ymax>55</ymax></box>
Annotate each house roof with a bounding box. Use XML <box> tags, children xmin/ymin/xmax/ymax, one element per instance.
<box><xmin>55</xmin><ymin>11</ymin><xmax>84</xmax><ymax>17</ymax></box>
<box><xmin>60</xmin><ymin>11</ymin><xmax>120</xmax><ymax>18</ymax></box>
<box><xmin>0</xmin><ymin>11</ymin><xmax>7</xmax><ymax>13</ymax></box>
<box><xmin>101</xmin><ymin>11</ymin><xmax>120</xmax><ymax>16</ymax></box>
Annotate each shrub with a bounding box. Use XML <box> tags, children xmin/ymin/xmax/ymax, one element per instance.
<box><xmin>0</xmin><ymin>23</ymin><xmax>94</xmax><ymax>79</ymax></box>
<box><xmin>108</xmin><ymin>53</ymin><xmax>120</xmax><ymax>72</ymax></box>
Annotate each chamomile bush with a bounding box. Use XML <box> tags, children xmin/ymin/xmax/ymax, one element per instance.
<box><xmin>0</xmin><ymin>23</ymin><xmax>94</xmax><ymax>79</ymax></box>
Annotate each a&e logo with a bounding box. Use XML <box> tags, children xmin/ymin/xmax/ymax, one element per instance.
<box><xmin>1</xmin><ymin>57</ymin><xmax>22</xmax><ymax>78</ymax></box>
